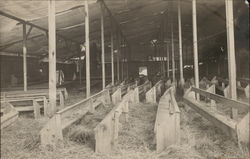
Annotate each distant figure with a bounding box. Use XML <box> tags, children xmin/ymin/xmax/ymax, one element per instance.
<box><xmin>10</xmin><ymin>74</ymin><xmax>17</xmax><ymax>86</ymax></box>
<box><xmin>56</xmin><ymin>70</ymin><xmax>64</xmax><ymax>85</ymax></box>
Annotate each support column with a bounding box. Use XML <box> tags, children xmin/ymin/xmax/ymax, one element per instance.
<box><xmin>192</xmin><ymin>0</ymin><xmax>200</xmax><ymax>100</ymax></box>
<box><xmin>48</xmin><ymin>0</ymin><xmax>56</xmax><ymax>116</ymax></box>
<box><xmin>85</xmin><ymin>0</ymin><xmax>90</xmax><ymax>97</ymax></box>
<box><xmin>167</xmin><ymin>43</ymin><xmax>170</xmax><ymax>78</ymax></box>
<box><xmin>100</xmin><ymin>2</ymin><xmax>105</xmax><ymax>89</ymax></box>
<box><xmin>121</xmin><ymin>39</ymin><xmax>124</xmax><ymax>81</ymax></box>
<box><xmin>171</xmin><ymin>23</ymin><xmax>175</xmax><ymax>82</ymax></box>
<box><xmin>117</xmin><ymin>32</ymin><xmax>120</xmax><ymax>82</ymax></box>
<box><xmin>111</xmin><ymin>22</ymin><xmax>115</xmax><ymax>85</ymax></box>
<box><xmin>22</xmin><ymin>24</ymin><xmax>27</xmax><ymax>91</ymax></box>
<box><xmin>225</xmin><ymin>0</ymin><xmax>237</xmax><ymax>119</ymax></box>
<box><xmin>79</xmin><ymin>56</ymin><xmax>82</xmax><ymax>85</ymax></box>
<box><xmin>178</xmin><ymin>0</ymin><xmax>184</xmax><ymax>86</ymax></box>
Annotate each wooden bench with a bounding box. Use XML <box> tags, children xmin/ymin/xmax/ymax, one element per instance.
<box><xmin>1</xmin><ymin>102</ymin><xmax>18</xmax><ymax>129</ymax></box>
<box><xmin>154</xmin><ymin>86</ymin><xmax>180</xmax><ymax>153</ymax></box>
<box><xmin>1</xmin><ymin>89</ymin><xmax>65</xmax><ymax>109</ymax></box>
<box><xmin>1</xmin><ymin>96</ymin><xmax>48</xmax><ymax>119</ymax></box>
<box><xmin>40</xmin><ymin>89</ymin><xmax>111</xmax><ymax>147</ymax></box>
<box><xmin>146</xmin><ymin>80</ymin><xmax>163</xmax><ymax>103</ymax></box>
<box><xmin>183</xmin><ymin>86</ymin><xmax>249</xmax><ymax>150</ymax></box>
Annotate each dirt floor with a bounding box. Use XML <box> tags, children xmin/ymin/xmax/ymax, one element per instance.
<box><xmin>1</xmin><ymin>87</ymin><xmax>249</xmax><ymax>159</ymax></box>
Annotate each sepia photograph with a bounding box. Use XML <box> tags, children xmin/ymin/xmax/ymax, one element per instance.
<box><xmin>0</xmin><ymin>0</ymin><xmax>249</xmax><ymax>158</ymax></box>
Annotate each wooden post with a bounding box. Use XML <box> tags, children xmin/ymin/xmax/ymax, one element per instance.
<box><xmin>178</xmin><ymin>0</ymin><xmax>184</xmax><ymax>86</ymax></box>
<box><xmin>23</xmin><ymin>24</ymin><xmax>27</xmax><ymax>91</ymax></box>
<box><xmin>225</xmin><ymin>0</ymin><xmax>237</xmax><ymax>119</ymax></box>
<box><xmin>48</xmin><ymin>0</ymin><xmax>57</xmax><ymax>116</ymax></box>
<box><xmin>121</xmin><ymin>39</ymin><xmax>124</xmax><ymax>81</ymax></box>
<box><xmin>117</xmin><ymin>32</ymin><xmax>120</xmax><ymax>82</ymax></box>
<box><xmin>171</xmin><ymin>23</ymin><xmax>175</xmax><ymax>82</ymax></box>
<box><xmin>111</xmin><ymin>22</ymin><xmax>115</xmax><ymax>86</ymax></box>
<box><xmin>167</xmin><ymin>43</ymin><xmax>170</xmax><ymax>78</ymax></box>
<box><xmin>192</xmin><ymin>0</ymin><xmax>200</xmax><ymax>100</ymax></box>
<box><xmin>79</xmin><ymin>56</ymin><xmax>82</xmax><ymax>85</ymax></box>
<box><xmin>85</xmin><ymin>0</ymin><xmax>90</xmax><ymax>97</ymax></box>
<box><xmin>100</xmin><ymin>2</ymin><xmax>105</xmax><ymax>89</ymax></box>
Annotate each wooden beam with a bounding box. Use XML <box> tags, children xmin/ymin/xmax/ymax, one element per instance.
<box><xmin>178</xmin><ymin>0</ymin><xmax>184</xmax><ymax>86</ymax></box>
<box><xmin>111</xmin><ymin>21</ymin><xmax>115</xmax><ymax>86</ymax></box>
<box><xmin>167</xmin><ymin>43</ymin><xmax>170</xmax><ymax>78</ymax></box>
<box><xmin>121</xmin><ymin>39</ymin><xmax>124</xmax><ymax>81</ymax></box>
<box><xmin>100</xmin><ymin>2</ymin><xmax>105</xmax><ymax>89</ymax></box>
<box><xmin>225</xmin><ymin>0</ymin><xmax>237</xmax><ymax>119</ymax></box>
<box><xmin>23</xmin><ymin>24</ymin><xmax>27</xmax><ymax>92</ymax></box>
<box><xmin>117</xmin><ymin>31</ymin><xmax>120</xmax><ymax>82</ymax></box>
<box><xmin>0</xmin><ymin>11</ymin><xmax>80</xmax><ymax>49</ymax></box>
<box><xmin>171</xmin><ymin>21</ymin><xmax>175</xmax><ymax>82</ymax></box>
<box><xmin>26</xmin><ymin>26</ymin><xmax>33</xmax><ymax>38</ymax></box>
<box><xmin>192</xmin><ymin>0</ymin><xmax>200</xmax><ymax>100</ymax></box>
<box><xmin>48</xmin><ymin>0</ymin><xmax>57</xmax><ymax>116</ymax></box>
<box><xmin>100</xmin><ymin>0</ymin><xmax>130</xmax><ymax>49</ymax></box>
<box><xmin>85</xmin><ymin>0</ymin><xmax>91</xmax><ymax>97</ymax></box>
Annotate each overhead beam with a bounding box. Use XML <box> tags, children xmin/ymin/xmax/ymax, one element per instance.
<box><xmin>0</xmin><ymin>11</ymin><xmax>80</xmax><ymax>47</ymax></box>
<box><xmin>100</xmin><ymin>0</ymin><xmax>129</xmax><ymax>48</ymax></box>
<box><xmin>0</xmin><ymin>51</ymin><xmax>39</xmax><ymax>58</ymax></box>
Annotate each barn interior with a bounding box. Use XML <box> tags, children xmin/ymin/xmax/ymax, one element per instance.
<box><xmin>0</xmin><ymin>0</ymin><xmax>249</xmax><ymax>159</ymax></box>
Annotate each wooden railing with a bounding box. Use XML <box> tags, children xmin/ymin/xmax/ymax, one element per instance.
<box><xmin>154</xmin><ymin>86</ymin><xmax>180</xmax><ymax>153</ymax></box>
<box><xmin>146</xmin><ymin>80</ymin><xmax>163</xmax><ymax>103</ymax></box>
<box><xmin>40</xmin><ymin>89</ymin><xmax>111</xmax><ymax>147</ymax></box>
<box><xmin>1</xmin><ymin>101</ymin><xmax>18</xmax><ymax>129</ymax></box>
<box><xmin>183</xmin><ymin>86</ymin><xmax>249</xmax><ymax>148</ymax></box>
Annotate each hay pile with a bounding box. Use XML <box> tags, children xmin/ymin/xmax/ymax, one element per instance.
<box><xmin>1</xmin><ymin>117</ymin><xmax>48</xmax><ymax>159</ymax></box>
<box><xmin>165</xmin><ymin>101</ymin><xmax>249</xmax><ymax>159</ymax></box>
<box><xmin>67</xmin><ymin>103</ymin><xmax>114</xmax><ymax>148</ymax></box>
<box><xmin>113</xmin><ymin>102</ymin><xmax>158</xmax><ymax>158</ymax></box>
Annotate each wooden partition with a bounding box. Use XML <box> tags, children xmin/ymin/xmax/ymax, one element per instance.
<box><xmin>134</xmin><ymin>80</ymin><xmax>152</xmax><ymax>103</ymax></box>
<box><xmin>1</xmin><ymin>102</ymin><xmax>19</xmax><ymax>129</ymax></box>
<box><xmin>154</xmin><ymin>86</ymin><xmax>180</xmax><ymax>153</ymax></box>
<box><xmin>40</xmin><ymin>89</ymin><xmax>111</xmax><ymax>147</ymax></box>
<box><xmin>206</xmin><ymin>76</ymin><xmax>250</xmax><ymax>99</ymax></box>
<box><xmin>184</xmin><ymin>86</ymin><xmax>249</xmax><ymax>148</ymax></box>
<box><xmin>94</xmin><ymin>89</ymin><xmax>135</xmax><ymax>153</ymax></box>
<box><xmin>146</xmin><ymin>80</ymin><xmax>163</xmax><ymax>103</ymax></box>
